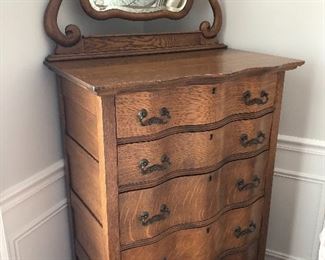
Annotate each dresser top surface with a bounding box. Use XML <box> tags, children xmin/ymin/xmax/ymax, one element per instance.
<box><xmin>45</xmin><ymin>48</ymin><xmax>304</xmax><ymax>95</ymax></box>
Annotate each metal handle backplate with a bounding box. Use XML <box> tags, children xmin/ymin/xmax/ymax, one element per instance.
<box><xmin>139</xmin><ymin>155</ymin><xmax>171</xmax><ymax>175</ymax></box>
<box><xmin>138</xmin><ymin>107</ymin><xmax>171</xmax><ymax>126</ymax></box>
<box><xmin>240</xmin><ymin>131</ymin><xmax>266</xmax><ymax>147</ymax></box>
<box><xmin>234</xmin><ymin>222</ymin><xmax>257</xmax><ymax>238</ymax></box>
<box><xmin>237</xmin><ymin>176</ymin><xmax>261</xmax><ymax>191</ymax></box>
<box><xmin>243</xmin><ymin>90</ymin><xmax>269</xmax><ymax>106</ymax></box>
<box><xmin>139</xmin><ymin>204</ymin><xmax>171</xmax><ymax>226</ymax></box>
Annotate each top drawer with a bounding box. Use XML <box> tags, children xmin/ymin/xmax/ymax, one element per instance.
<box><xmin>116</xmin><ymin>73</ymin><xmax>277</xmax><ymax>139</ymax></box>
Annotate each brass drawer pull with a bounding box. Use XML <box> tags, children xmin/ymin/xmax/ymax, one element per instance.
<box><xmin>240</xmin><ymin>131</ymin><xmax>266</xmax><ymax>147</ymax></box>
<box><xmin>243</xmin><ymin>90</ymin><xmax>269</xmax><ymax>106</ymax></box>
<box><xmin>237</xmin><ymin>176</ymin><xmax>261</xmax><ymax>191</ymax></box>
<box><xmin>234</xmin><ymin>222</ymin><xmax>257</xmax><ymax>238</ymax></box>
<box><xmin>139</xmin><ymin>204</ymin><xmax>171</xmax><ymax>226</ymax></box>
<box><xmin>138</xmin><ymin>107</ymin><xmax>171</xmax><ymax>126</ymax></box>
<box><xmin>139</xmin><ymin>155</ymin><xmax>171</xmax><ymax>175</ymax></box>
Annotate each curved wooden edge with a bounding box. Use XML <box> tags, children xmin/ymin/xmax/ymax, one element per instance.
<box><xmin>118</xmin><ymin>108</ymin><xmax>274</xmax><ymax>145</ymax></box>
<box><xmin>119</xmin><ymin>147</ymin><xmax>269</xmax><ymax>193</ymax></box>
<box><xmin>218</xmin><ymin>239</ymin><xmax>259</xmax><ymax>259</ymax></box>
<box><xmin>200</xmin><ymin>0</ymin><xmax>223</xmax><ymax>39</ymax></box>
<box><xmin>80</xmin><ymin>0</ymin><xmax>194</xmax><ymax>21</ymax></box>
<box><xmin>44</xmin><ymin>0</ymin><xmax>81</xmax><ymax>47</ymax></box>
<box><xmin>120</xmin><ymin>195</ymin><xmax>264</xmax><ymax>251</ymax></box>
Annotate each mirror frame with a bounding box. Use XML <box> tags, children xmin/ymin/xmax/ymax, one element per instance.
<box><xmin>80</xmin><ymin>0</ymin><xmax>194</xmax><ymax>21</ymax></box>
<box><xmin>44</xmin><ymin>0</ymin><xmax>224</xmax><ymax>60</ymax></box>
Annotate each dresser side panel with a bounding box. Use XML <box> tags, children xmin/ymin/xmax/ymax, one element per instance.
<box><xmin>97</xmin><ymin>95</ymin><xmax>121</xmax><ymax>260</ymax></box>
<box><xmin>258</xmin><ymin>71</ymin><xmax>285</xmax><ymax>259</ymax></box>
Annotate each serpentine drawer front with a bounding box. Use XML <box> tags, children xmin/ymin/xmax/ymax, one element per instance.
<box><xmin>45</xmin><ymin>48</ymin><xmax>304</xmax><ymax>260</ymax></box>
<box><xmin>118</xmin><ymin>114</ymin><xmax>272</xmax><ymax>191</ymax></box>
<box><xmin>121</xmin><ymin>198</ymin><xmax>264</xmax><ymax>259</ymax></box>
<box><xmin>116</xmin><ymin>73</ymin><xmax>277</xmax><ymax>140</ymax></box>
<box><xmin>119</xmin><ymin>153</ymin><xmax>268</xmax><ymax>245</ymax></box>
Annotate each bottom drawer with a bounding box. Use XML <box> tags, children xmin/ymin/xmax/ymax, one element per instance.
<box><xmin>121</xmin><ymin>198</ymin><xmax>264</xmax><ymax>260</ymax></box>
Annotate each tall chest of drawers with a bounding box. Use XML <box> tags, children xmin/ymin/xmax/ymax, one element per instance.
<box><xmin>45</xmin><ymin>49</ymin><xmax>303</xmax><ymax>260</ymax></box>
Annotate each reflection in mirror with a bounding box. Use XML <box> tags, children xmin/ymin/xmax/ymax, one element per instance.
<box><xmin>89</xmin><ymin>0</ymin><xmax>187</xmax><ymax>13</ymax></box>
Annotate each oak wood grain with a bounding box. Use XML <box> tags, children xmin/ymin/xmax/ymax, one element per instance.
<box><xmin>75</xmin><ymin>240</ymin><xmax>90</xmax><ymax>260</ymax></box>
<box><xmin>64</xmin><ymin>97</ymin><xmax>99</xmax><ymax>160</ymax></box>
<box><xmin>221</xmin><ymin>240</ymin><xmax>258</xmax><ymax>260</ymax></box>
<box><xmin>117</xmin><ymin>108</ymin><xmax>274</xmax><ymax>145</ymax></box>
<box><xmin>118</xmin><ymin>114</ymin><xmax>273</xmax><ymax>191</ymax></box>
<box><xmin>45</xmin><ymin>49</ymin><xmax>304</xmax><ymax>96</ymax></box>
<box><xmin>61</xmin><ymin>78</ymin><xmax>98</xmax><ymax>115</ymax></box>
<box><xmin>257</xmin><ymin>72</ymin><xmax>285</xmax><ymax>259</ymax></box>
<box><xmin>97</xmin><ymin>96</ymin><xmax>121</xmax><ymax>260</ymax></box>
<box><xmin>71</xmin><ymin>192</ymin><xmax>105</xmax><ymax>260</ymax></box>
<box><xmin>66</xmin><ymin>135</ymin><xmax>102</xmax><ymax>224</ymax></box>
<box><xmin>121</xmin><ymin>198</ymin><xmax>264</xmax><ymax>260</ymax></box>
<box><xmin>116</xmin><ymin>73</ymin><xmax>277</xmax><ymax>138</ymax></box>
<box><xmin>49</xmin><ymin>32</ymin><xmax>226</xmax><ymax>62</ymax></box>
<box><xmin>119</xmin><ymin>153</ymin><xmax>268</xmax><ymax>245</ymax></box>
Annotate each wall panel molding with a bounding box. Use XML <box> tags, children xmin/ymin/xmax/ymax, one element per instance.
<box><xmin>278</xmin><ymin>134</ymin><xmax>325</xmax><ymax>156</ymax></box>
<box><xmin>0</xmin><ymin>160</ymin><xmax>64</xmax><ymax>213</ymax></box>
<box><xmin>10</xmin><ymin>199</ymin><xmax>68</xmax><ymax>259</ymax></box>
<box><xmin>0</xmin><ymin>208</ymin><xmax>9</xmax><ymax>260</ymax></box>
<box><xmin>266</xmin><ymin>135</ymin><xmax>325</xmax><ymax>260</ymax></box>
<box><xmin>0</xmin><ymin>159</ymin><xmax>68</xmax><ymax>259</ymax></box>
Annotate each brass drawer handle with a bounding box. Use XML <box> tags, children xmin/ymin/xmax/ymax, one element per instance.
<box><xmin>139</xmin><ymin>155</ymin><xmax>171</xmax><ymax>175</ymax></box>
<box><xmin>240</xmin><ymin>131</ymin><xmax>266</xmax><ymax>147</ymax></box>
<box><xmin>237</xmin><ymin>176</ymin><xmax>261</xmax><ymax>191</ymax></box>
<box><xmin>138</xmin><ymin>107</ymin><xmax>171</xmax><ymax>126</ymax></box>
<box><xmin>139</xmin><ymin>204</ymin><xmax>171</xmax><ymax>226</ymax></box>
<box><xmin>234</xmin><ymin>222</ymin><xmax>257</xmax><ymax>238</ymax></box>
<box><xmin>243</xmin><ymin>90</ymin><xmax>269</xmax><ymax>106</ymax></box>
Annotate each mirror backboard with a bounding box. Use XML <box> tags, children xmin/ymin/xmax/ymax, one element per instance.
<box><xmin>89</xmin><ymin>0</ymin><xmax>187</xmax><ymax>13</ymax></box>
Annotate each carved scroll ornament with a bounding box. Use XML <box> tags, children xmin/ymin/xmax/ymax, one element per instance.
<box><xmin>44</xmin><ymin>0</ymin><xmax>223</xmax><ymax>47</ymax></box>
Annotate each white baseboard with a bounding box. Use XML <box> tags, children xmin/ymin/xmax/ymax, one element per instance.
<box><xmin>266</xmin><ymin>249</ymin><xmax>306</xmax><ymax>260</ymax></box>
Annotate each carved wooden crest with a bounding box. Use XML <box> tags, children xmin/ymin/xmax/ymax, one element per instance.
<box><xmin>44</xmin><ymin>0</ymin><xmax>225</xmax><ymax>61</ymax></box>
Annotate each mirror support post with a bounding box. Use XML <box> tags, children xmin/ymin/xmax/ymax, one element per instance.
<box><xmin>44</xmin><ymin>0</ymin><xmax>81</xmax><ymax>47</ymax></box>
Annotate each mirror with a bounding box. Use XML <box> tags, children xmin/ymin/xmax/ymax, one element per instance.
<box><xmin>89</xmin><ymin>0</ymin><xmax>188</xmax><ymax>13</ymax></box>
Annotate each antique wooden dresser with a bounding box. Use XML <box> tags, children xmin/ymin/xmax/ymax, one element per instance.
<box><xmin>43</xmin><ymin>0</ymin><xmax>304</xmax><ymax>259</ymax></box>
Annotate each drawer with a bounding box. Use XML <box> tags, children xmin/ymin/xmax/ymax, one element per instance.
<box><xmin>121</xmin><ymin>198</ymin><xmax>264</xmax><ymax>259</ymax></box>
<box><xmin>119</xmin><ymin>152</ymin><xmax>267</xmax><ymax>245</ymax></box>
<box><xmin>116</xmin><ymin>73</ymin><xmax>277</xmax><ymax>139</ymax></box>
<box><xmin>118</xmin><ymin>114</ymin><xmax>272</xmax><ymax>191</ymax></box>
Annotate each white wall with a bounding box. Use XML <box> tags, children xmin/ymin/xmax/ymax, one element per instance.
<box><xmin>0</xmin><ymin>1</ymin><xmax>143</xmax><ymax>259</ymax></box>
<box><xmin>145</xmin><ymin>1</ymin><xmax>325</xmax><ymax>259</ymax></box>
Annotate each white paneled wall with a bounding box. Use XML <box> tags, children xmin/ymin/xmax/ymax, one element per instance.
<box><xmin>0</xmin><ymin>0</ymin><xmax>144</xmax><ymax>259</ymax></box>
